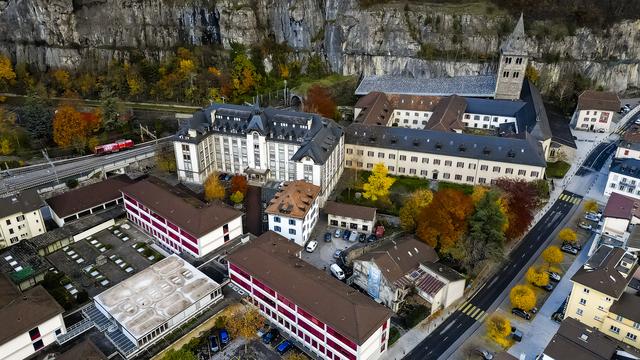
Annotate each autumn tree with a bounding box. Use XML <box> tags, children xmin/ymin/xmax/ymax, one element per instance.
<box><xmin>53</xmin><ymin>105</ymin><xmax>89</xmax><ymax>152</ymax></box>
<box><xmin>230</xmin><ymin>175</ymin><xmax>248</xmax><ymax>195</ymax></box>
<box><xmin>155</xmin><ymin>144</ymin><xmax>177</xmax><ymax>173</ymax></box>
<box><xmin>399</xmin><ymin>189</ymin><xmax>433</xmax><ymax>232</ymax></box>
<box><xmin>510</xmin><ymin>285</ymin><xmax>537</xmax><ymax>311</ymax></box>
<box><xmin>452</xmin><ymin>190</ymin><xmax>506</xmax><ymax>274</ymax></box>
<box><xmin>283</xmin><ymin>353</ymin><xmax>308</xmax><ymax>360</ymax></box>
<box><xmin>362</xmin><ymin>163</ymin><xmax>395</xmax><ymax>202</ymax></box>
<box><xmin>558</xmin><ymin>228</ymin><xmax>577</xmax><ymax>244</ymax></box>
<box><xmin>161</xmin><ymin>349</ymin><xmax>197</xmax><ymax>360</ymax></box>
<box><xmin>226</xmin><ymin>307</ymin><xmax>265</xmax><ymax>354</ymax></box>
<box><xmin>0</xmin><ymin>54</ymin><xmax>16</xmax><ymax>90</ymax></box>
<box><xmin>471</xmin><ymin>185</ymin><xmax>489</xmax><ymax>204</ymax></box>
<box><xmin>230</xmin><ymin>50</ymin><xmax>261</xmax><ymax>99</ymax></box>
<box><xmin>0</xmin><ymin>108</ymin><xmax>23</xmax><ymax>155</ymax></box>
<box><xmin>486</xmin><ymin>315</ymin><xmax>512</xmax><ymax>348</ymax></box>
<box><xmin>304</xmin><ymin>85</ymin><xmax>337</xmax><ymax>119</ymax></box>
<box><xmin>584</xmin><ymin>200</ymin><xmax>599</xmax><ymax>214</ymax></box>
<box><xmin>230</xmin><ymin>191</ymin><xmax>244</xmax><ymax>205</ymax></box>
<box><xmin>542</xmin><ymin>246</ymin><xmax>564</xmax><ymax>267</ymax></box>
<box><xmin>526</xmin><ymin>266</ymin><xmax>550</xmax><ymax>287</ymax></box>
<box><xmin>495</xmin><ymin>178</ymin><xmax>540</xmax><ymax>239</ymax></box>
<box><xmin>416</xmin><ymin>189</ymin><xmax>474</xmax><ymax>253</ymax></box>
<box><xmin>204</xmin><ymin>173</ymin><xmax>226</xmax><ymax>201</ymax></box>
<box><xmin>50</xmin><ymin>69</ymin><xmax>72</xmax><ymax>95</ymax></box>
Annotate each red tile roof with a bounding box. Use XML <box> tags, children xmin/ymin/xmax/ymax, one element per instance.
<box><xmin>603</xmin><ymin>192</ymin><xmax>640</xmax><ymax>220</ymax></box>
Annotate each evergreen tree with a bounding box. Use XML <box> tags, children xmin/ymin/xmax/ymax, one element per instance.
<box><xmin>19</xmin><ymin>91</ymin><xmax>52</xmax><ymax>143</ymax></box>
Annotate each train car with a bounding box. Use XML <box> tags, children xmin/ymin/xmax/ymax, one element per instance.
<box><xmin>94</xmin><ymin>139</ymin><xmax>135</xmax><ymax>155</ymax></box>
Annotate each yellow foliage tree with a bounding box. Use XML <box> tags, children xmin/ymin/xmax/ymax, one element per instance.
<box><xmin>283</xmin><ymin>353</ymin><xmax>307</xmax><ymax>360</ymax></box>
<box><xmin>486</xmin><ymin>314</ymin><xmax>512</xmax><ymax>348</ymax></box>
<box><xmin>584</xmin><ymin>200</ymin><xmax>599</xmax><ymax>214</ymax></box>
<box><xmin>226</xmin><ymin>306</ymin><xmax>265</xmax><ymax>354</ymax></box>
<box><xmin>471</xmin><ymin>186</ymin><xmax>489</xmax><ymax>204</ymax></box>
<box><xmin>509</xmin><ymin>285</ymin><xmax>537</xmax><ymax>311</ymax></box>
<box><xmin>399</xmin><ymin>188</ymin><xmax>433</xmax><ymax>231</ymax></box>
<box><xmin>542</xmin><ymin>246</ymin><xmax>564</xmax><ymax>267</ymax></box>
<box><xmin>52</xmin><ymin>105</ymin><xmax>87</xmax><ymax>151</ymax></box>
<box><xmin>230</xmin><ymin>190</ymin><xmax>244</xmax><ymax>205</ymax></box>
<box><xmin>204</xmin><ymin>173</ymin><xmax>226</xmax><ymax>201</ymax></box>
<box><xmin>526</xmin><ymin>266</ymin><xmax>549</xmax><ymax>287</ymax></box>
<box><xmin>0</xmin><ymin>138</ymin><xmax>13</xmax><ymax>155</ymax></box>
<box><xmin>0</xmin><ymin>55</ymin><xmax>16</xmax><ymax>88</ymax></box>
<box><xmin>51</xmin><ymin>69</ymin><xmax>71</xmax><ymax>94</ymax></box>
<box><xmin>558</xmin><ymin>228</ymin><xmax>577</xmax><ymax>244</ymax></box>
<box><xmin>362</xmin><ymin>163</ymin><xmax>395</xmax><ymax>202</ymax></box>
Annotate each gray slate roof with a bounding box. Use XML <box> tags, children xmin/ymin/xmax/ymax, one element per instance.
<box><xmin>0</xmin><ymin>189</ymin><xmax>43</xmax><ymax>219</ymax></box>
<box><xmin>610</xmin><ymin>158</ymin><xmax>640</xmax><ymax>180</ymax></box>
<box><xmin>354</xmin><ymin>75</ymin><xmax>497</xmax><ymax>97</ymax></box>
<box><xmin>176</xmin><ymin>104</ymin><xmax>343</xmax><ymax>165</ymax></box>
<box><xmin>345</xmin><ymin>124</ymin><xmax>547</xmax><ymax>167</ymax></box>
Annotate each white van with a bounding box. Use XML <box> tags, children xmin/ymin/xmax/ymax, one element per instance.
<box><xmin>330</xmin><ymin>264</ymin><xmax>345</xmax><ymax>280</ymax></box>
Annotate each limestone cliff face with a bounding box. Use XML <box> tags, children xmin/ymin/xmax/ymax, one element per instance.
<box><xmin>0</xmin><ymin>0</ymin><xmax>639</xmax><ymax>93</ymax></box>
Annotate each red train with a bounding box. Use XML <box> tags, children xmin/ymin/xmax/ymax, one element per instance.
<box><xmin>94</xmin><ymin>139</ymin><xmax>135</xmax><ymax>155</ymax></box>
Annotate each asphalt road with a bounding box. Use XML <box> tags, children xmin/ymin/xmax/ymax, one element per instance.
<box><xmin>406</xmin><ymin>190</ymin><xmax>582</xmax><ymax>360</ymax></box>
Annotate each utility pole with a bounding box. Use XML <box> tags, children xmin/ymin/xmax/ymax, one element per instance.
<box><xmin>42</xmin><ymin>149</ymin><xmax>59</xmax><ymax>184</ymax></box>
<box><xmin>139</xmin><ymin>124</ymin><xmax>157</xmax><ymax>143</ymax></box>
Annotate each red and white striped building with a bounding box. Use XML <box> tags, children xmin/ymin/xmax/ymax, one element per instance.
<box><xmin>227</xmin><ymin>232</ymin><xmax>392</xmax><ymax>360</ymax></box>
<box><xmin>121</xmin><ymin>178</ymin><xmax>243</xmax><ymax>258</ymax></box>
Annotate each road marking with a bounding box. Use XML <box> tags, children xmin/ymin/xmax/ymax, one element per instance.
<box><xmin>440</xmin><ymin>321</ymin><xmax>455</xmax><ymax>334</ymax></box>
<box><xmin>470</xmin><ymin>308</ymin><xmax>482</xmax><ymax>318</ymax></box>
<box><xmin>474</xmin><ymin>310</ymin><xmax>485</xmax><ymax>320</ymax></box>
<box><xmin>464</xmin><ymin>305</ymin><xmax>475</xmax><ymax>315</ymax></box>
<box><xmin>477</xmin><ymin>313</ymin><xmax>488</xmax><ymax>323</ymax></box>
<box><xmin>461</xmin><ymin>303</ymin><xmax>473</xmax><ymax>313</ymax></box>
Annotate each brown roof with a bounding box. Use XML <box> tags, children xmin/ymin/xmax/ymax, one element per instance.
<box><xmin>603</xmin><ymin>192</ymin><xmax>640</xmax><ymax>220</ymax></box>
<box><xmin>227</xmin><ymin>231</ymin><xmax>392</xmax><ymax>344</ymax></box>
<box><xmin>265</xmin><ymin>181</ymin><xmax>320</xmax><ymax>220</ymax></box>
<box><xmin>577</xmin><ymin>90</ymin><xmax>621</xmax><ymax>112</ymax></box>
<box><xmin>121</xmin><ymin>177</ymin><xmax>242</xmax><ymax>238</ymax></box>
<box><xmin>571</xmin><ymin>246</ymin><xmax>637</xmax><ymax>298</ymax></box>
<box><xmin>0</xmin><ymin>274</ymin><xmax>64</xmax><ymax>345</ymax></box>
<box><xmin>609</xmin><ymin>291</ymin><xmax>640</xmax><ymax>323</ymax></box>
<box><xmin>424</xmin><ymin>95</ymin><xmax>467</xmax><ymax>132</ymax></box>
<box><xmin>46</xmin><ymin>175</ymin><xmax>136</xmax><ymax>218</ymax></box>
<box><xmin>354</xmin><ymin>92</ymin><xmax>442</xmax><ymax>126</ymax></box>
<box><xmin>0</xmin><ymin>188</ymin><xmax>43</xmax><ymax>219</ymax></box>
<box><xmin>386</xmin><ymin>94</ymin><xmax>441</xmax><ymax>112</ymax></box>
<box><xmin>56</xmin><ymin>340</ymin><xmax>107</xmax><ymax>360</ymax></box>
<box><xmin>543</xmin><ymin>318</ymin><xmax>617</xmax><ymax>360</ymax></box>
<box><xmin>324</xmin><ymin>201</ymin><xmax>376</xmax><ymax>221</ymax></box>
<box><xmin>353</xmin><ymin>236</ymin><xmax>438</xmax><ymax>283</ymax></box>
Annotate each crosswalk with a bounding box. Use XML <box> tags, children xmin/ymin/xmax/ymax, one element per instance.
<box><xmin>459</xmin><ymin>301</ymin><xmax>487</xmax><ymax>322</ymax></box>
<box><xmin>558</xmin><ymin>193</ymin><xmax>581</xmax><ymax>205</ymax></box>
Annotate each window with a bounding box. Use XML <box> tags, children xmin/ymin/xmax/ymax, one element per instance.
<box><xmin>398</xmin><ymin>167</ymin><xmax>405</xmax><ymax>173</ymax></box>
<box><xmin>469</xmin><ymin>164</ymin><xmax>476</xmax><ymax>170</ymax></box>
<box><xmin>443</xmin><ymin>173</ymin><xmax>450</xmax><ymax>179</ymax></box>
<box><xmin>505</xmin><ymin>168</ymin><xmax>513</xmax><ymax>174</ymax></box>
<box><xmin>389</xmin><ymin>154</ymin><xmax>395</xmax><ymax>160</ymax></box>
<box><xmin>400</xmin><ymin>155</ymin><xmax>406</xmax><ymax>161</ymax></box>
<box><xmin>627</xmin><ymin>332</ymin><xmax>638</xmax><ymax>341</ymax></box>
<box><xmin>611</xmin><ymin>326</ymin><xmax>621</xmax><ymax>334</ymax></box>
<box><xmin>531</xmin><ymin>171</ymin><xmax>540</xmax><ymax>177</ymax></box>
<box><xmin>518</xmin><ymin>169</ymin><xmax>526</xmax><ymax>176</ymax></box>
<box><xmin>367</xmin><ymin>151</ymin><xmax>374</xmax><ymax>156</ymax></box>
<box><xmin>388</xmin><ymin>166</ymin><xmax>395</xmax><ymax>172</ymax></box>
<box><xmin>367</xmin><ymin>163</ymin><xmax>373</xmax><ymax>169</ymax></box>
<box><xmin>480</xmin><ymin>165</ymin><xmax>488</xmax><ymax>171</ymax></box>
<box><xmin>576</xmin><ymin>308</ymin><xmax>584</xmax><ymax>316</ymax></box>
<box><xmin>503</xmin><ymin>71</ymin><xmax>509</xmax><ymax>78</ymax></box>
<box><xmin>617</xmin><ymin>315</ymin><xmax>624</xmax><ymax>322</ymax></box>
<box><xmin>454</xmin><ymin>175</ymin><xmax>462</xmax><ymax>180</ymax></box>
<box><xmin>634</xmin><ymin>322</ymin><xmax>640</xmax><ymax>330</ymax></box>
<box><xmin>445</xmin><ymin>160</ymin><xmax>452</xmax><ymax>166</ymax></box>
<box><xmin>479</xmin><ymin>178</ymin><xmax>486</xmax><ymax>184</ymax></box>
<box><xmin>411</xmin><ymin>156</ymin><xmax>418</xmax><ymax>162</ymax></box>
<box><xmin>28</xmin><ymin>328</ymin><xmax>41</xmax><ymax>341</ymax></box>
<box><xmin>422</xmin><ymin>157</ymin><xmax>429</xmax><ymax>164</ymax></box>
<box><xmin>346</xmin><ymin>160</ymin><xmax>352</xmax><ymax>166</ymax></box>
<box><xmin>492</xmin><ymin>166</ymin><xmax>501</xmax><ymax>173</ymax></box>
<box><xmin>583</xmin><ymin>288</ymin><xmax>590</xmax><ymax>294</ymax></box>
<box><xmin>346</xmin><ymin>148</ymin><xmax>353</xmax><ymax>154</ymax></box>
<box><xmin>466</xmin><ymin>176</ymin><xmax>474</xmax><ymax>182</ymax></box>
<box><xmin>579</xmin><ymin>298</ymin><xmax>587</xmax><ymax>305</ymax></box>
<box><xmin>274</xmin><ymin>217</ymin><xmax>281</xmax><ymax>223</ymax></box>
<box><xmin>433</xmin><ymin>159</ymin><xmax>441</xmax><ymax>165</ymax></box>
<box><xmin>420</xmin><ymin>170</ymin><xmax>427</xmax><ymax>176</ymax></box>
<box><xmin>378</xmin><ymin>152</ymin><xmax>385</xmax><ymax>158</ymax></box>
<box><xmin>289</xmin><ymin>229</ymin><xmax>296</xmax><ymax>235</ymax></box>
<box><xmin>274</xmin><ymin>226</ymin><xmax>281</xmax><ymax>232</ymax></box>
<box><xmin>513</xmin><ymin>72</ymin><xmax>520</xmax><ymax>78</ymax></box>
<box><xmin>410</xmin><ymin>169</ymin><xmax>416</xmax><ymax>175</ymax></box>
<box><xmin>515</xmin><ymin>57</ymin><xmax>523</xmax><ymax>64</ymax></box>
<box><xmin>289</xmin><ymin>219</ymin><xmax>295</xmax><ymax>225</ymax></box>
<box><xmin>356</xmin><ymin>150</ymin><xmax>363</xmax><ymax>156</ymax></box>
<box><xmin>32</xmin><ymin>339</ymin><xmax>44</xmax><ymax>351</ymax></box>
<box><xmin>5</xmin><ymin>219</ymin><xmax>9</xmax><ymax>225</ymax></box>
<box><xmin>456</xmin><ymin>162</ymin><xmax>464</xmax><ymax>168</ymax></box>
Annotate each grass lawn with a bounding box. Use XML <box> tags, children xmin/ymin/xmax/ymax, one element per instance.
<box><xmin>546</xmin><ymin>161</ymin><xmax>571</xmax><ymax>178</ymax></box>
<box><xmin>437</xmin><ymin>181</ymin><xmax>474</xmax><ymax>195</ymax></box>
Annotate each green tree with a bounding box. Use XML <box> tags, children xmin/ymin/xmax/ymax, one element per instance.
<box><xmin>452</xmin><ymin>190</ymin><xmax>506</xmax><ymax>274</ymax></box>
<box><xmin>230</xmin><ymin>190</ymin><xmax>244</xmax><ymax>205</ymax></box>
<box><xmin>362</xmin><ymin>163</ymin><xmax>395</xmax><ymax>202</ymax></box>
<box><xmin>230</xmin><ymin>52</ymin><xmax>261</xmax><ymax>99</ymax></box>
<box><xmin>510</xmin><ymin>285</ymin><xmax>537</xmax><ymax>311</ymax></box>
<box><xmin>161</xmin><ymin>349</ymin><xmax>197</xmax><ymax>360</ymax></box>
<box><xmin>97</xmin><ymin>88</ymin><xmax>122</xmax><ymax>131</ymax></box>
<box><xmin>19</xmin><ymin>91</ymin><xmax>52</xmax><ymax>142</ymax></box>
<box><xmin>399</xmin><ymin>189</ymin><xmax>433</xmax><ymax>231</ymax></box>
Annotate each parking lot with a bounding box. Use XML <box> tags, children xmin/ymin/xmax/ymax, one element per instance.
<box><xmin>46</xmin><ymin>220</ymin><xmax>161</xmax><ymax>297</ymax></box>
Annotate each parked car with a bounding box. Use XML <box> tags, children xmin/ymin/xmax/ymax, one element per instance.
<box><xmin>358</xmin><ymin>233</ymin><xmax>367</xmax><ymax>242</ymax></box>
<box><xmin>475</xmin><ymin>349</ymin><xmax>494</xmax><ymax>360</ymax></box>
<box><xmin>348</xmin><ymin>231</ymin><xmax>358</xmax><ymax>242</ymax></box>
<box><xmin>342</xmin><ymin>230</ymin><xmax>351</xmax><ymax>240</ymax></box>
<box><xmin>511</xmin><ymin>308</ymin><xmax>531</xmax><ymax>320</ymax></box>
<box><xmin>333</xmin><ymin>250</ymin><xmax>342</xmax><ymax>259</ymax></box>
<box><xmin>585</xmin><ymin>213</ymin><xmax>600</xmax><ymax>222</ymax></box>
<box><xmin>551</xmin><ymin>312</ymin><xmax>563</xmax><ymax>323</ymax></box>
<box><xmin>635</xmin><ymin>118</ymin><xmax>640</xmax><ymax>125</ymax></box>
<box><xmin>262</xmin><ymin>328</ymin><xmax>279</xmax><ymax>344</ymax></box>
<box><xmin>366</xmin><ymin>234</ymin><xmax>377</xmax><ymax>242</ymax></box>
<box><xmin>256</xmin><ymin>325</ymin><xmax>270</xmax><ymax>337</ymax></box>
<box><xmin>547</xmin><ymin>271</ymin><xmax>561</xmax><ymax>282</ymax></box>
<box><xmin>561</xmin><ymin>244</ymin><xmax>578</xmax><ymax>255</ymax></box>
<box><xmin>578</xmin><ymin>221</ymin><xmax>593</xmax><ymax>230</ymax></box>
<box><xmin>219</xmin><ymin>329</ymin><xmax>230</xmax><ymax>345</ymax></box>
<box><xmin>334</xmin><ymin>229</ymin><xmax>342</xmax><ymax>238</ymax></box>
<box><xmin>209</xmin><ymin>334</ymin><xmax>220</xmax><ymax>352</ymax></box>
<box><xmin>539</xmin><ymin>283</ymin><xmax>555</xmax><ymax>292</ymax></box>
<box><xmin>276</xmin><ymin>340</ymin><xmax>293</xmax><ymax>355</ymax></box>
<box><xmin>511</xmin><ymin>327</ymin><xmax>524</xmax><ymax>342</ymax></box>
<box><xmin>324</xmin><ymin>232</ymin><xmax>332</xmax><ymax>242</ymax></box>
<box><xmin>330</xmin><ymin>264</ymin><xmax>346</xmax><ymax>280</ymax></box>
<box><xmin>305</xmin><ymin>240</ymin><xmax>318</xmax><ymax>253</ymax></box>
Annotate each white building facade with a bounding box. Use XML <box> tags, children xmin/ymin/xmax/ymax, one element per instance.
<box><xmin>605</xmin><ymin>159</ymin><xmax>640</xmax><ymax>200</ymax></box>
<box><xmin>0</xmin><ymin>190</ymin><xmax>45</xmax><ymax>249</ymax></box>
<box><xmin>266</xmin><ymin>181</ymin><xmax>320</xmax><ymax>246</ymax></box>
<box><xmin>0</xmin><ymin>314</ymin><xmax>66</xmax><ymax>360</ymax></box>
<box><xmin>325</xmin><ymin>201</ymin><xmax>377</xmax><ymax>234</ymax></box>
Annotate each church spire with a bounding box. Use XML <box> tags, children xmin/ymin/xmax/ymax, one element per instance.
<box><xmin>500</xmin><ymin>12</ymin><xmax>527</xmax><ymax>55</ymax></box>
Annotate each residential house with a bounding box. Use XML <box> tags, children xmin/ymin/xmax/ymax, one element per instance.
<box><xmin>605</xmin><ymin>158</ymin><xmax>640</xmax><ymax>200</ymax></box>
<box><xmin>0</xmin><ymin>189</ymin><xmax>45</xmax><ymax>248</ymax></box>
<box><xmin>227</xmin><ymin>231</ymin><xmax>393</xmax><ymax>360</ymax></box>
<box><xmin>266</xmin><ymin>180</ymin><xmax>320</xmax><ymax>246</ymax></box>
<box><xmin>324</xmin><ymin>201</ymin><xmax>377</xmax><ymax>234</ymax></box>
<box><xmin>573</xmin><ymin>90</ymin><xmax>620</xmax><ymax>133</ymax></box>
<box><xmin>616</xmin><ymin>125</ymin><xmax>640</xmax><ymax>160</ymax></box>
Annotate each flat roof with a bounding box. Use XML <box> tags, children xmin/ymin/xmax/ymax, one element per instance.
<box><xmin>46</xmin><ymin>175</ymin><xmax>136</xmax><ymax>218</ymax></box>
<box><xmin>324</xmin><ymin>201</ymin><xmax>376</xmax><ymax>221</ymax></box>
<box><xmin>0</xmin><ymin>240</ymin><xmax>50</xmax><ymax>284</ymax></box>
<box><xmin>265</xmin><ymin>180</ymin><xmax>320</xmax><ymax>220</ymax></box>
<box><xmin>0</xmin><ymin>274</ymin><xmax>63</xmax><ymax>345</ymax></box>
<box><xmin>122</xmin><ymin>177</ymin><xmax>242</xmax><ymax>238</ymax></box>
<box><xmin>0</xmin><ymin>188</ymin><xmax>43</xmax><ymax>219</ymax></box>
<box><xmin>227</xmin><ymin>231</ymin><xmax>392</xmax><ymax>344</ymax></box>
<box><xmin>94</xmin><ymin>255</ymin><xmax>220</xmax><ymax>340</ymax></box>
<box><xmin>354</xmin><ymin>75</ymin><xmax>497</xmax><ymax>97</ymax></box>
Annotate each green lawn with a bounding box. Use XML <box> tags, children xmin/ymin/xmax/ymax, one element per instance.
<box><xmin>437</xmin><ymin>181</ymin><xmax>474</xmax><ymax>195</ymax></box>
<box><xmin>546</xmin><ymin>161</ymin><xmax>571</xmax><ymax>178</ymax></box>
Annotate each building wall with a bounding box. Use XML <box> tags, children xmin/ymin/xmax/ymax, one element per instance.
<box><xmin>328</xmin><ymin>214</ymin><xmax>375</xmax><ymax>234</ymax></box>
<box><xmin>228</xmin><ymin>262</ymin><xmax>389</xmax><ymax>360</ymax></box>
<box><xmin>390</xmin><ymin>110</ymin><xmax>432</xmax><ymax>129</ymax></box>
<box><xmin>602</xmin><ymin>217</ymin><xmax>630</xmax><ymax>239</ymax></box>
<box><xmin>344</xmin><ymin>144</ymin><xmax>544</xmax><ymax>186</ymax></box>
<box><xmin>495</xmin><ymin>54</ymin><xmax>528</xmax><ymax>100</ymax></box>
<box><xmin>565</xmin><ymin>282</ymin><xmax>615</xmax><ymax>329</ymax></box>
<box><xmin>574</xmin><ymin>109</ymin><xmax>614</xmax><ymax>132</ymax></box>
<box><xmin>267</xmin><ymin>198</ymin><xmax>319</xmax><ymax>246</ymax></box>
<box><xmin>616</xmin><ymin>147</ymin><xmax>640</xmax><ymax>160</ymax></box>
<box><xmin>605</xmin><ymin>172</ymin><xmax>640</xmax><ymax>200</ymax></box>
<box><xmin>462</xmin><ymin>113</ymin><xmax>517</xmax><ymax>131</ymax></box>
<box><xmin>0</xmin><ymin>314</ymin><xmax>65</xmax><ymax>360</ymax></box>
<box><xmin>0</xmin><ymin>209</ymin><xmax>46</xmax><ymax>249</ymax></box>
<box><xmin>50</xmin><ymin>199</ymin><xmax>121</xmax><ymax>228</ymax></box>
<box><xmin>601</xmin><ymin>309</ymin><xmax>640</xmax><ymax>348</ymax></box>
<box><xmin>351</xmin><ymin>261</ymin><xmax>404</xmax><ymax>312</ymax></box>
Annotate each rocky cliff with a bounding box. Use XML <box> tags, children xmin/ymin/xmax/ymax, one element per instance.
<box><xmin>1</xmin><ymin>0</ymin><xmax>639</xmax><ymax>93</ymax></box>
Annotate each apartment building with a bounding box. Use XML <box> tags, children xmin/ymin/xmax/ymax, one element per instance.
<box><xmin>121</xmin><ymin>177</ymin><xmax>243</xmax><ymax>258</ymax></box>
<box><xmin>0</xmin><ymin>274</ymin><xmax>66</xmax><ymax>360</ymax></box>
<box><xmin>565</xmin><ymin>245</ymin><xmax>640</xmax><ymax>350</ymax></box>
<box><xmin>616</xmin><ymin>126</ymin><xmax>640</xmax><ymax>160</ymax></box>
<box><xmin>174</xmin><ymin>104</ymin><xmax>343</xmax><ymax>206</ymax></box>
<box><xmin>324</xmin><ymin>201</ymin><xmax>376</xmax><ymax>234</ymax></box>
<box><xmin>227</xmin><ymin>231</ymin><xmax>393</xmax><ymax>360</ymax></box>
<box><xmin>94</xmin><ymin>255</ymin><xmax>223</xmax><ymax>358</ymax></box>
<box><xmin>0</xmin><ymin>189</ymin><xmax>45</xmax><ymax>248</ymax></box>
<box><xmin>344</xmin><ymin>124</ymin><xmax>546</xmax><ymax>186</ymax></box>
<box><xmin>266</xmin><ymin>180</ymin><xmax>320</xmax><ymax>246</ymax></box>
<box><xmin>573</xmin><ymin>90</ymin><xmax>620</xmax><ymax>133</ymax></box>
<box><xmin>605</xmin><ymin>158</ymin><xmax>640</xmax><ymax>200</ymax></box>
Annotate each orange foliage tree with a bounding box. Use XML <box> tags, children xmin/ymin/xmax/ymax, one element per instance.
<box><xmin>230</xmin><ymin>175</ymin><xmax>248</xmax><ymax>195</ymax></box>
<box><xmin>53</xmin><ymin>105</ymin><xmax>91</xmax><ymax>152</ymax></box>
<box><xmin>495</xmin><ymin>178</ymin><xmax>540</xmax><ymax>239</ymax></box>
<box><xmin>304</xmin><ymin>85</ymin><xmax>337</xmax><ymax>119</ymax></box>
<box><xmin>416</xmin><ymin>189</ymin><xmax>474</xmax><ymax>253</ymax></box>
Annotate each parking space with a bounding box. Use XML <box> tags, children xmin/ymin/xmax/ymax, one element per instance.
<box><xmin>301</xmin><ymin>223</ymin><xmax>370</xmax><ymax>273</ymax></box>
<box><xmin>46</xmin><ymin>220</ymin><xmax>158</xmax><ymax>297</ymax></box>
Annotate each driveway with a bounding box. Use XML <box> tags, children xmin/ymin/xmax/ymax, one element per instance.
<box><xmin>300</xmin><ymin>227</ymin><xmax>356</xmax><ymax>271</ymax></box>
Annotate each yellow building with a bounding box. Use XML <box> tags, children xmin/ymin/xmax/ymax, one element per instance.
<box><xmin>566</xmin><ymin>245</ymin><xmax>640</xmax><ymax>349</ymax></box>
